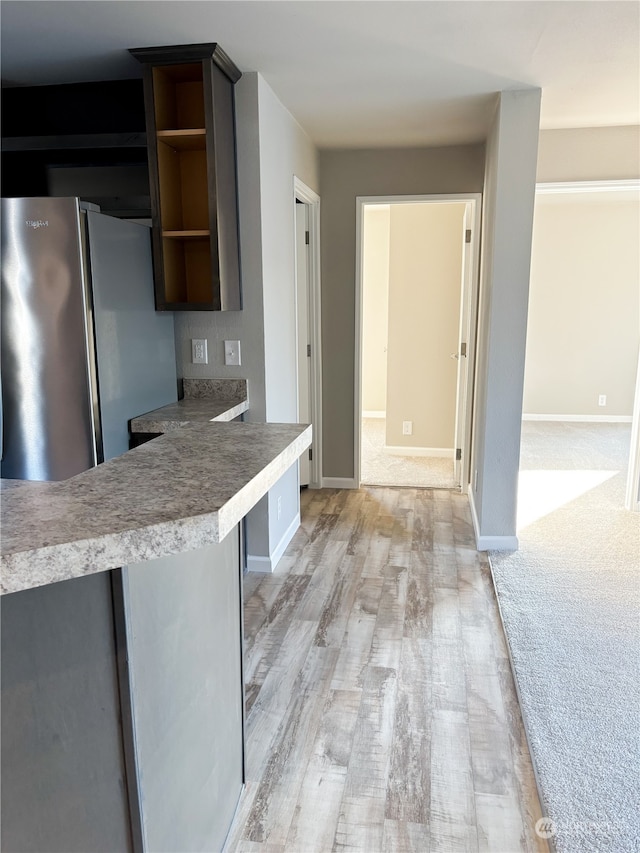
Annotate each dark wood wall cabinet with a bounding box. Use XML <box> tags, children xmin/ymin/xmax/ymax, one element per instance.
<box><xmin>130</xmin><ymin>43</ymin><xmax>242</xmax><ymax>312</ymax></box>
<box><xmin>1</xmin><ymin>80</ymin><xmax>149</xmax><ymax>215</ymax></box>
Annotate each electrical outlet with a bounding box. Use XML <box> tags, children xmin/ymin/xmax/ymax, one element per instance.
<box><xmin>402</xmin><ymin>420</ymin><xmax>413</xmax><ymax>436</ymax></box>
<box><xmin>277</xmin><ymin>496</ymin><xmax>282</xmax><ymax>520</ymax></box>
<box><xmin>224</xmin><ymin>340</ymin><xmax>241</xmax><ymax>366</ymax></box>
<box><xmin>191</xmin><ymin>339</ymin><xmax>208</xmax><ymax>364</ymax></box>
<box><xmin>598</xmin><ymin>394</ymin><xmax>607</xmax><ymax>407</ymax></box>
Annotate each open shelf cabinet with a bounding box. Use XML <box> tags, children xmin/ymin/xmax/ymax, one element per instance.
<box><xmin>130</xmin><ymin>44</ymin><xmax>242</xmax><ymax>311</ymax></box>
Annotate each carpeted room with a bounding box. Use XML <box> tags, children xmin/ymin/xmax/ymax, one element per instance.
<box><xmin>489</xmin><ymin>183</ymin><xmax>640</xmax><ymax>853</ymax></box>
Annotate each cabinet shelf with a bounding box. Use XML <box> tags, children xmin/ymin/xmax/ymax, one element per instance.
<box><xmin>156</xmin><ymin>129</ymin><xmax>206</xmax><ymax>150</ymax></box>
<box><xmin>162</xmin><ymin>230</ymin><xmax>210</xmax><ymax>238</ymax></box>
<box><xmin>130</xmin><ymin>43</ymin><xmax>242</xmax><ymax>311</ymax></box>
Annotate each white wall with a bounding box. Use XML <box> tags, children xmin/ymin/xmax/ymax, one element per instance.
<box><xmin>470</xmin><ymin>89</ymin><xmax>542</xmax><ymax>549</ymax></box>
<box><xmin>361</xmin><ymin>205</ymin><xmax>390</xmax><ymax>414</ymax></box>
<box><xmin>524</xmin><ymin>194</ymin><xmax>640</xmax><ymax>418</ymax></box>
<box><xmin>173</xmin><ymin>72</ymin><xmax>319</xmax><ymax>570</ymax></box>
<box><xmin>385</xmin><ymin>203</ymin><xmax>465</xmax><ymax>450</ymax></box>
<box><xmin>537</xmin><ymin>126</ymin><xmax>640</xmax><ymax>183</ymax></box>
<box><xmin>256</xmin><ymin>75</ymin><xmax>319</xmax><ymax>567</ymax></box>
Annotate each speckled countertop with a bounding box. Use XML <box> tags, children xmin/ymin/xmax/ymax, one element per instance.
<box><xmin>130</xmin><ymin>377</ymin><xmax>249</xmax><ymax>433</ymax></box>
<box><xmin>1</xmin><ymin>421</ymin><xmax>311</xmax><ymax>595</ymax></box>
<box><xmin>130</xmin><ymin>397</ymin><xmax>249</xmax><ymax>433</ymax></box>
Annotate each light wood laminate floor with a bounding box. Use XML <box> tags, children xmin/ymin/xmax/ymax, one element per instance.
<box><xmin>225</xmin><ymin>487</ymin><xmax>548</xmax><ymax>853</ymax></box>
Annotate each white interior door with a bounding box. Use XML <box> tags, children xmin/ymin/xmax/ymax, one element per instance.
<box><xmin>295</xmin><ymin>201</ymin><xmax>311</xmax><ymax>487</ymax></box>
<box><xmin>453</xmin><ymin>202</ymin><xmax>474</xmax><ymax>487</ymax></box>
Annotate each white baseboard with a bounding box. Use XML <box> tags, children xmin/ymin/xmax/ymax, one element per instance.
<box><xmin>322</xmin><ymin>477</ymin><xmax>358</xmax><ymax>489</ymax></box>
<box><xmin>522</xmin><ymin>413</ymin><xmax>632</xmax><ymax>423</ymax></box>
<box><xmin>468</xmin><ymin>489</ymin><xmax>519</xmax><ymax>552</ymax></box>
<box><xmin>246</xmin><ymin>512</ymin><xmax>300</xmax><ymax>573</ymax></box>
<box><xmin>245</xmin><ymin>554</ymin><xmax>273</xmax><ymax>573</ymax></box>
<box><xmin>362</xmin><ymin>410</ymin><xmax>386</xmax><ymax>419</ymax></box>
<box><xmin>384</xmin><ymin>445</ymin><xmax>454</xmax><ymax>459</ymax></box>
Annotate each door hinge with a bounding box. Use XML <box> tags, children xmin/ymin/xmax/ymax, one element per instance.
<box><xmin>307</xmin><ymin>343</ymin><xmax>311</xmax><ymax>357</ymax></box>
<box><xmin>465</xmin><ymin>229</ymin><xmax>472</xmax><ymax>244</ymax></box>
<box><xmin>305</xmin><ymin>230</ymin><xmax>310</xmax><ymax>245</ymax></box>
<box><xmin>456</xmin><ymin>448</ymin><xmax>462</xmax><ymax>461</ymax></box>
<box><xmin>460</xmin><ymin>342</ymin><xmax>467</xmax><ymax>357</ymax></box>
<box><xmin>309</xmin><ymin>448</ymin><xmax>313</xmax><ymax>461</ymax></box>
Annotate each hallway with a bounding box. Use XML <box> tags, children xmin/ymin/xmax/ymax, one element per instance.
<box><xmin>225</xmin><ymin>487</ymin><xmax>547</xmax><ymax>852</ymax></box>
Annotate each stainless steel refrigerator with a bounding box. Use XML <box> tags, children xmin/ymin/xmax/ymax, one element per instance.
<box><xmin>1</xmin><ymin>196</ymin><xmax>178</xmax><ymax>481</ymax></box>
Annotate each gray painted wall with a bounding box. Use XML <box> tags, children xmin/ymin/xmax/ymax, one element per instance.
<box><xmin>470</xmin><ymin>89</ymin><xmax>542</xmax><ymax>543</ymax></box>
<box><xmin>122</xmin><ymin>533</ymin><xmax>243</xmax><ymax>851</ymax></box>
<box><xmin>319</xmin><ymin>145</ymin><xmax>486</xmax><ymax>478</ymax></box>
<box><xmin>1</xmin><ymin>573</ymin><xmax>132</xmax><ymax>852</ymax></box>
<box><xmin>174</xmin><ymin>72</ymin><xmax>319</xmax><ymax>568</ymax></box>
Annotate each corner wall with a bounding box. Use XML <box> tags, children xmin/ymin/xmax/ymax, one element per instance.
<box><xmin>469</xmin><ymin>89</ymin><xmax>542</xmax><ymax>549</ymax></box>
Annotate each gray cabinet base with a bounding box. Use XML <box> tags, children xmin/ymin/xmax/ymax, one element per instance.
<box><xmin>1</xmin><ymin>529</ymin><xmax>244</xmax><ymax>853</ymax></box>
<box><xmin>121</xmin><ymin>529</ymin><xmax>244</xmax><ymax>852</ymax></box>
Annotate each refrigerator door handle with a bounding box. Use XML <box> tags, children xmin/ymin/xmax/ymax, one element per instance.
<box><xmin>0</xmin><ymin>371</ymin><xmax>3</xmax><ymax>462</ymax></box>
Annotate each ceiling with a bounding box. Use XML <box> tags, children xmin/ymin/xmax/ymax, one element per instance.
<box><xmin>1</xmin><ymin>1</ymin><xmax>638</xmax><ymax>148</ymax></box>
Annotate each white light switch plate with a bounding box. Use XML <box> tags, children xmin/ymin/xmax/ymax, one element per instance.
<box><xmin>224</xmin><ymin>340</ymin><xmax>241</xmax><ymax>366</ymax></box>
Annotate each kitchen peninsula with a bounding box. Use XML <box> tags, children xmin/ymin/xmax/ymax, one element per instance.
<box><xmin>1</xmin><ymin>418</ymin><xmax>311</xmax><ymax>851</ymax></box>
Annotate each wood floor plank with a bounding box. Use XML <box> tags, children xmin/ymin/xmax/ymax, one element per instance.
<box><xmin>404</xmin><ymin>552</ymin><xmax>433</xmax><ymax>639</ymax></box>
<box><xmin>385</xmin><ymin>638</ymin><xmax>431</xmax><ymax>823</ymax></box>
<box><xmin>313</xmin><ymin>553</ymin><xmax>367</xmax><ymax>649</ymax></box>
<box><xmin>368</xmin><ymin>565</ymin><xmax>408</xmax><ymax>670</ymax></box>
<box><xmin>296</xmin><ymin>539</ymin><xmax>349</xmax><ymax>622</ymax></box>
<box><xmin>245</xmin><ymin>618</ymin><xmax>318</xmax><ymax>775</ymax></box>
<box><xmin>466</xmin><ymin>673</ymin><xmax>515</xmax><ymax>797</ymax></box>
<box><xmin>496</xmin><ymin>658</ymin><xmax>550</xmax><ymax>853</ymax></box>
<box><xmin>242</xmin><ymin>646</ymin><xmax>339</xmax><ymax>846</ymax></box>
<box><xmin>475</xmin><ymin>791</ymin><xmax>529</xmax><ymax>853</ymax></box>
<box><xmin>382</xmin><ymin>819</ymin><xmax>431</xmax><ymax>853</ymax></box>
<box><xmin>243</xmin><ymin>575</ymin><xmax>311</xmax><ymax>690</ymax></box>
<box><xmin>285</xmin><ymin>689</ymin><xmax>362</xmax><ymax>852</ymax></box>
<box><xmin>330</xmin><ymin>577</ymin><xmax>383</xmax><ymax>691</ymax></box>
<box><xmin>430</xmin><ymin>709</ymin><xmax>479</xmax><ymax>852</ymax></box>
<box><xmin>224</xmin><ymin>486</ymin><xmax>549</xmax><ymax>853</ymax></box>
<box><xmin>334</xmin><ymin>665</ymin><xmax>398</xmax><ymax>852</ymax></box>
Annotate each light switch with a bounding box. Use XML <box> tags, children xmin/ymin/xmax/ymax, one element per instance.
<box><xmin>224</xmin><ymin>340</ymin><xmax>241</xmax><ymax>366</ymax></box>
<box><xmin>192</xmin><ymin>339</ymin><xmax>208</xmax><ymax>364</ymax></box>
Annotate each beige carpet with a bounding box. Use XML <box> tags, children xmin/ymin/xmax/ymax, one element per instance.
<box><xmin>360</xmin><ymin>418</ymin><xmax>457</xmax><ymax>489</ymax></box>
<box><xmin>489</xmin><ymin>421</ymin><xmax>640</xmax><ymax>853</ymax></box>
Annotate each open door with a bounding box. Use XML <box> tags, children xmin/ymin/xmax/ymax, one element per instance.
<box><xmin>295</xmin><ymin>200</ymin><xmax>311</xmax><ymax>487</ymax></box>
<box><xmin>453</xmin><ymin>201</ymin><xmax>476</xmax><ymax>489</ymax></box>
<box><xmin>625</xmin><ymin>350</ymin><xmax>640</xmax><ymax>511</ymax></box>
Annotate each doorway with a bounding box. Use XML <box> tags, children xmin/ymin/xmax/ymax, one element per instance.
<box><xmin>519</xmin><ymin>180</ymin><xmax>640</xmax><ymax>528</ymax></box>
<box><xmin>355</xmin><ymin>194</ymin><xmax>481</xmax><ymax>491</ymax></box>
<box><xmin>294</xmin><ymin>177</ymin><xmax>322</xmax><ymax>489</ymax></box>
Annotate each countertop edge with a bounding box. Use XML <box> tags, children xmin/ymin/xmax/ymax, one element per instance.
<box><xmin>130</xmin><ymin>398</ymin><xmax>249</xmax><ymax>433</ymax></box>
<box><xmin>1</xmin><ymin>422</ymin><xmax>311</xmax><ymax>596</ymax></box>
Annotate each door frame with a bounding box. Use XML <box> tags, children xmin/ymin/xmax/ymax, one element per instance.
<box><xmin>354</xmin><ymin>193</ymin><xmax>482</xmax><ymax>491</ymax></box>
<box><xmin>294</xmin><ymin>176</ymin><xmax>323</xmax><ymax>489</ymax></box>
